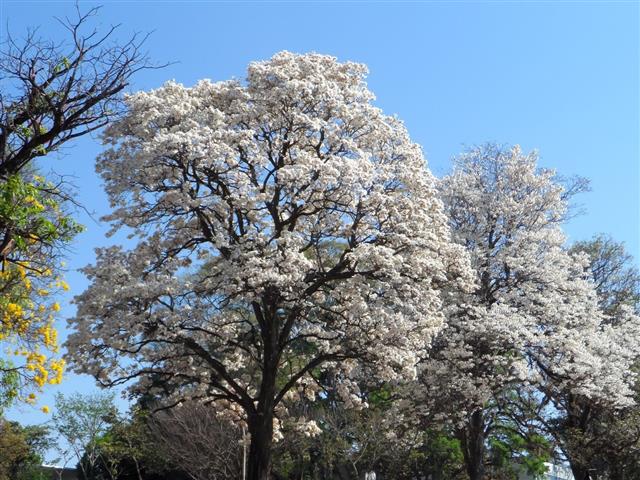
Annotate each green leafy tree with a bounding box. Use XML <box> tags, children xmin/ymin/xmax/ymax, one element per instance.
<box><xmin>79</xmin><ymin>408</ymin><xmax>192</xmax><ymax>480</ymax></box>
<box><xmin>0</xmin><ymin>418</ymin><xmax>52</xmax><ymax>480</ymax></box>
<box><xmin>486</xmin><ymin>426</ymin><xmax>552</xmax><ymax>479</ymax></box>
<box><xmin>50</xmin><ymin>392</ymin><xmax>117</xmax><ymax>480</ymax></box>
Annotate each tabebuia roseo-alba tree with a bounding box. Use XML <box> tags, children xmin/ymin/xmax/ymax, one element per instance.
<box><xmin>418</xmin><ymin>144</ymin><xmax>578</xmax><ymax>480</ymax></box>
<box><xmin>418</xmin><ymin>144</ymin><xmax>638</xmax><ymax>480</ymax></box>
<box><xmin>66</xmin><ymin>52</ymin><xmax>473</xmax><ymax>480</ymax></box>
<box><xmin>536</xmin><ymin>235</ymin><xmax>640</xmax><ymax>480</ymax></box>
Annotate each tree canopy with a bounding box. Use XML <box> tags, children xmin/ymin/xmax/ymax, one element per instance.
<box><xmin>66</xmin><ymin>51</ymin><xmax>474</xmax><ymax>480</ymax></box>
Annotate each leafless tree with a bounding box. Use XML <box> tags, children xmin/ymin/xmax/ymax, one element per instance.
<box><xmin>0</xmin><ymin>4</ymin><xmax>154</xmax><ymax>178</ymax></box>
<box><xmin>147</xmin><ymin>402</ymin><xmax>244</xmax><ymax>480</ymax></box>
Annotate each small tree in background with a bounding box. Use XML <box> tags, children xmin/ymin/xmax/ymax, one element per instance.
<box><xmin>146</xmin><ymin>402</ymin><xmax>243</xmax><ymax>480</ymax></box>
<box><xmin>50</xmin><ymin>392</ymin><xmax>117</xmax><ymax>480</ymax></box>
<box><xmin>544</xmin><ymin>235</ymin><xmax>640</xmax><ymax>480</ymax></box>
<box><xmin>0</xmin><ymin>418</ymin><xmax>51</xmax><ymax>480</ymax></box>
<box><xmin>418</xmin><ymin>144</ymin><xmax>639</xmax><ymax>480</ymax></box>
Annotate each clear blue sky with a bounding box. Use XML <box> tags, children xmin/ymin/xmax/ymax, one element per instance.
<box><xmin>3</xmin><ymin>0</ymin><xmax>639</xmax><ymax>441</ymax></box>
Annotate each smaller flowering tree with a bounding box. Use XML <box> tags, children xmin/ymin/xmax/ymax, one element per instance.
<box><xmin>417</xmin><ymin>144</ymin><xmax>636</xmax><ymax>480</ymax></box>
<box><xmin>66</xmin><ymin>52</ymin><xmax>473</xmax><ymax>480</ymax></box>
<box><xmin>535</xmin><ymin>236</ymin><xmax>640</xmax><ymax>480</ymax></box>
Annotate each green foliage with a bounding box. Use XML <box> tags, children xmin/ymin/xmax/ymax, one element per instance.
<box><xmin>0</xmin><ymin>419</ymin><xmax>52</xmax><ymax>480</ymax></box>
<box><xmin>367</xmin><ymin>385</ymin><xmax>393</xmax><ymax>408</ymax></box>
<box><xmin>487</xmin><ymin>427</ymin><xmax>552</xmax><ymax>479</ymax></box>
<box><xmin>571</xmin><ymin>234</ymin><xmax>640</xmax><ymax>316</ymax></box>
<box><xmin>424</xmin><ymin>429</ymin><xmax>465</xmax><ymax>471</ymax></box>
<box><xmin>79</xmin><ymin>408</ymin><xmax>190</xmax><ymax>480</ymax></box>
<box><xmin>51</xmin><ymin>392</ymin><xmax>118</xmax><ymax>479</ymax></box>
<box><xmin>0</xmin><ymin>360</ymin><xmax>18</xmax><ymax>413</ymax></box>
<box><xmin>0</xmin><ymin>172</ymin><xmax>83</xmax><ymax>407</ymax></box>
<box><xmin>0</xmin><ymin>174</ymin><xmax>83</xmax><ymax>252</ymax></box>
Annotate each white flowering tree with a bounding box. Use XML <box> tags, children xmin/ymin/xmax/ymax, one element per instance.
<box><xmin>66</xmin><ymin>52</ymin><xmax>472</xmax><ymax>480</ymax></box>
<box><xmin>538</xmin><ymin>236</ymin><xmax>640</xmax><ymax>480</ymax></box>
<box><xmin>417</xmin><ymin>144</ymin><xmax>637</xmax><ymax>480</ymax></box>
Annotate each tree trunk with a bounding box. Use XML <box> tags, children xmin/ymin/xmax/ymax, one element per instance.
<box><xmin>564</xmin><ymin>402</ymin><xmax>593</xmax><ymax>480</ymax></box>
<box><xmin>247</xmin><ymin>410</ymin><xmax>275</xmax><ymax>480</ymax></box>
<box><xmin>133</xmin><ymin>457</ymin><xmax>144</xmax><ymax>480</ymax></box>
<box><xmin>431</xmin><ymin>465</ymin><xmax>444</xmax><ymax>480</ymax></box>
<box><xmin>569</xmin><ymin>464</ymin><xmax>591</xmax><ymax>480</ymax></box>
<box><xmin>247</xmin><ymin>296</ymin><xmax>279</xmax><ymax>480</ymax></box>
<box><xmin>458</xmin><ymin>409</ymin><xmax>486</xmax><ymax>480</ymax></box>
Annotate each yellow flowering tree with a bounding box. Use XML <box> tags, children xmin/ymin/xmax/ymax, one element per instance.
<box><xmin>0</xmin><ymin>174</ymin><xmax>82</xmax><ymax>408</ymax></box>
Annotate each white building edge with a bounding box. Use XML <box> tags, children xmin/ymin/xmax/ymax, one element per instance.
<box><xmin>519</xmin><ymin>462</ymin><xmax>574</xmax><ymax>480</ymax></box>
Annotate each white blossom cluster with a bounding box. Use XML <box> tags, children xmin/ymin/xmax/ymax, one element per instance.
<box><xmin>418</xmin><ymin>145</ymin><xmax>640</xmax><ymax>428</ymax></box>
<box><xmin>65</xmin><ymin>52</ymin><xmax>473</xmax><ymax>436</ymax></box>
